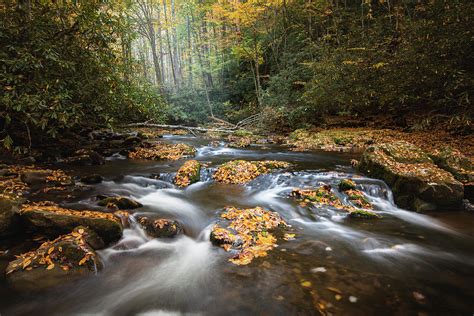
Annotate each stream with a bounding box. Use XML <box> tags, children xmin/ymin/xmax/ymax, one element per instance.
<box><xmin>1</xmin><ymin>135</ymin><xmax>474</xmax><ymax>315</ymax></box>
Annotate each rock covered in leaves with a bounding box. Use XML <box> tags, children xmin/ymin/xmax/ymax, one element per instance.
<box><xmin>128</xmin><ymin>143</ymin><xmax>196</xmax><ymax>161</ymax></box>
<box><xmin>337</xmin><ymin>179</ymin><xmax>373</xmax><ymax>209</ymax></box>
<box><xmin>20</xmin><ymin>202</ymin><xmax>123</xmax><ymax>243</ymax></box>
<box><xmin>96</xmin><ymin>195</ymin><xmax>143</xmax><ymax>210</ymax></box>
<box><xmin>175</xmin><ymin>160</ymin><xmax>201</xmax><ymax>187</ymax></box>
<box><xmin>227</xmin><ymin>135</ymin><xmax>252</xmax><ymax>148</ymax></box>
<box><xmin>338</xmin><ymin>179</ymin><xmax>356</xmax><ymax>191</ymax></box>
<box><xmin>291</xmin><ymin>186</ymin><xmax>346</xmax><ymax>210</ymax></box>
<box><xmin>137</xmin><ymin>216</ymin><xmax>183</xmax><ymax>238</ymax></box>
<box><xmin>5</xmin><ymin>227</ymin><xmax>103</xmax><ymax>292</ymax></box>
<box><xmin>210</xmin><ymin>206</ymin><xmax>288</xmax><ymax>265</ymax></box>
<box><xmin>359</xmin><ymin>141</ymin><xmax>464</xmax><ymax>212</ymax></box>
<box><xmin>213</xmin><ymin>160</ymin><xmax>290</xmax><ymax>184</ymax></box>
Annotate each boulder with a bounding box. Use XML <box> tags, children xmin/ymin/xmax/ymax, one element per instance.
<box><xmin>64</xmin><ymin>149</ymin><xmax>105</xmax><ymax>166</ymax></box>
<box><xmin>19</xmin><ymin>202</ymin><xmax>123</xmax><ymax>243</ymax></box>
<box><xmin>5</xmin><ymin>227</ymin><xmax>103</xmax><ymax>292</ymax></box>
<box><xmin>97</xmin><ymin>196</ymin><xmax>142</xmax><ymax>210</ymax></box>
<box><xmin>175</xmin><ymin>160</ymin><xmax>201</xmax><ymax>187</ymax></box>
<box><xmin>359</xmin><ymin>141</ymin><xmax>464</xmax><ymax>212</ymax></box>
<box><xmin>137</xmin><ymin>217</ymin><xmax>183</xmax><ymax>238</ymax></box>
<box><xmin>0</xmin><ymin>197</ymin><xmax>20</xmax><ymax>236</ymax></box>
<box><xmin>80</xmin><ymin>174</ymin><xmax>103</xmax><ymax>185</ymax></box>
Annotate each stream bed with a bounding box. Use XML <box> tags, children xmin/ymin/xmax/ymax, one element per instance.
<box><xmin>1</xmin><ymin>135</ymin><xmax>474</xmax><ymax>315</ymax></box>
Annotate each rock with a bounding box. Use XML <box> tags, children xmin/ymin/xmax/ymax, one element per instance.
<box><xmin>210</xmin><ymin>206</ymin><xmax>288</xmax><ymax>265</ymax></box>
<box><xmin>338</xmin><ymin>179</ymin><xmax>357</xmax><ymax>191</ymax></box>
<box><xmin>64</xmin><ymin>149</ymin><xmax>105</xmax><ymax>166</ymax></box>
<box><xmin>0</xmin><ymin>197</ymin><xmax>20</xmax><ymax>236</ymax></box>
<box><xmin>348</xmin><ymin>209</ymin><xmax>381</xmax><ymax>219</ymax></box>
<box><xmin>137</xmin><ymin>217</ymin><xmax>183</xmax><ymax>238</ymax></box>
<box><xmin>129</xmin><ymin>143</ymin><xmax>196</xmax><ymax>161</ymax></box>
<box><xmin>80</xmin><ymin>174</ymin><xmax>103</xmax><ymax>185</ymax></box>
<box><xmin>5</xmin><ymin>228</ymin><xmax>103</xmax><ymax>292</ymax></box>
<box><xmin>122</xmin><ymin>136</ymin><xmax>142</xmax><ymax>147</ymax></box>
<box><xmin>359</xmin><ymin>141</ymin><xmax>464</xmax><ymax>212</ymax></box>
<box><xmin>463</xmin><ymin>199</ymin><xmax>474</xmax><ymax>212</ymax></box>
<box><xmin>19</xmin><ymin>202</ymin><xmax>123</xmax><ymax>243</ymax></box>
<box><xmin>213</xmin><ymin>160</ymin><xmax>290</xmax><ymax>184</ymax></box>
<box><xmin>175</xmin><ymin>160</ymin><xmax>201</xmax><ymax>187</ymax></box>
<box><xmin>97</xmin><ymin>196</ymin><xmax>142</xmax><ymax>210</ymax></box>
<box><xmin>20</xmin><ymin>170</ymin><xmax>53</xmax><ymax>186</ymax></box>
<box><xmin>429</xmin><ymin>147</ymin><xmax>474</xmax><ymax>184</ymax></box>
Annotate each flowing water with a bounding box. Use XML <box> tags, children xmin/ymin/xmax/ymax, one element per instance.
<box><xmin>1</xmin><ymin>135</ymin><xmax>474</xmax><ymax>315</ymax></box>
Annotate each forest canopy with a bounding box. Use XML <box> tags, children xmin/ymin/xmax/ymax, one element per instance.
<box><xmin>1</xmin><ymin>0</ymin><xmax>473</xmax><ymax>150</ymax></box>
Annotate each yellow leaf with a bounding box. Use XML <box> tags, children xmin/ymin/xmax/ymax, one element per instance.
<box><xmin>47</xmin><ymin>247</ymin><xmax>55</xmax><ymax>254</ymax></box>
<box><xmin>46</xmin><ymin>263</ymin><xmax>55</xmax><ymax>270</ymax></box>
<box><xmin>301</xmin><ymin>280</ymin><xmax>312</xmax><ymax>288</ymax></box>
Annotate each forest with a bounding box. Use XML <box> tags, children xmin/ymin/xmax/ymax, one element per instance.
<box><xmin>0</xmin><ymin>0</ymin><xmax>473</xmax><ymax>315</ymax></box>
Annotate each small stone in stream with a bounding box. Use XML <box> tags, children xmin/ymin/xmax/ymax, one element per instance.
<box><xmin>20</xmin><ymin>201</ymin><xmax>123</xmax><ymax>244</ymax></box>
<box><xmin>20</xmin><ymin>170</ymin><xmax>53</xmax><ymax>186</ymax></box>
<box><xmin>5</xmin><ymin>227</ymin><xmax>103</xmax><ymax>292</ymax></box>
<box><xmin>462</xmin><ymin>199</ymin><xmax>474</xmax><ymax>212</ymax></box>
<box><xmin>348</xmin><ymin>209</ymin><xmax>381</xmax><ymax>219</ymax></box>
<box><xmin>122</xmin><ymin>136</ymin><xmax>142</xmax><ymax>147</ymax></box>
<box><xmin>114</xmin><ymin>210</ymin><xmax>131</xmax><ymax>228</ymax></box>
<box><xmin>338</xmin><ymin>179</ymin><xmax>357</xmax><ymax>191</ymax></box>
<box><xmin>80</xmin><ymin>174</ymin><xmax>103</xmax><ymax>185</ymax></box>
<box><xmin>97</xmin><ymin>196</ymin><xmax>142</xmax><ymax>210</ymax></box>
<box><xmin>137</xmin><ymin>216</ymin><xmax>183</xmax><ymax>238</ymax></box>
<box><xmin>311</xmin><ymin>267</ymin><xmax>327</xmax><ymax>273</ymax></box>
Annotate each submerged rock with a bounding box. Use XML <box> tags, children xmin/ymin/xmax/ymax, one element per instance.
<box><xmin>137</xmin><ymin>216</ymin><xmax>183</xmax><ymax>238</ymax></box>
<box><xmin>20</xmin><ymin>202</ymin><xmax>123</xmax><ymax>243</ymax></box>
<box><xmin>291</xmin><ymin>187</ymin><xmax>346</xmax><ymax>210</ymax></box>
<box><xmin>5</xmin><ymin>227</ymin><xmax>103</xmax><ymax>292</ymax></box>
<box><xmin>359</xmin><ymin>141</ymin><xmax>464</xmax><ymax>212</ymax></box>
<box><xmin>213</xmin><ymin>160</ymin><xmax>290</xmax><ymax>184</ymax></box>
<box><xmin>210</xmin><ymin>206</ymin><xmax>288</xmax><ymax>265</ymax></box>
<box><xmin>338</xmin><ymin>179</ymin><xmax>357</xmax><ymax>191</ymax></box>
<box><xmin>128</xmin><ymin>143</ymin><xmax>196</xmax><ymax>161</ymax></box>
<box><xmin>97</xmin><ymin>196</ymin><xmax>143</xmax><ymax>210</ymax></box>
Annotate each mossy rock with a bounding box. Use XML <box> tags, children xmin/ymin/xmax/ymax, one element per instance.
<box><xmin>175</xmin><ymin>160</ymin><xmax>201</xmax><ymax>187</ymax></box>
<box><xmin>0</xmin><ymin>197</ymin><xmax>21</xmax><ymax>237</ymax></box>
<box><xmin>359</xmin><ymin>141</ymin><xmax>464</xmax><ymax>212</ymax></box>
<box><xmin>338</xmin><ymin>179</ymin><xmax>357</xmax><ymax>191</ymax></box>
<box><xmin>348</xmin><ymin>209</ymin><xmax>381</xmax><ymax>219</ymax></box>
<box><xmin>429</xmin><ymin>147</ymin><xmax>474</xmax><ymax>184</ymax></box>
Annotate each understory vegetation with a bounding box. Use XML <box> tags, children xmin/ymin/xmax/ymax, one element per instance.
<box><xmin>1</xmin><ymin>0</ymin><xmax>473</xmax><ymax>151</ymax></box>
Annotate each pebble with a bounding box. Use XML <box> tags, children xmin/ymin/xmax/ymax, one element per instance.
<box><xmin>325</xmin><ymin>247</ymin><xmax>332</xmax><ymax>252</ymax></box>
<box><xmin>349</xmin><ymin>296</ymin><xmax>358</xmax><ymax>303</ymax></box>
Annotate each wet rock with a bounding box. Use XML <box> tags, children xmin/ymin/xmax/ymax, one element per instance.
<box><xmin>463</xmin><ymin>199</ymin><xmax>474</xmax><ymax>212</ymax></box>
<box><xmin>19</xmin><ymin>202</ymin><xmax>123</xmax><ymax>243</ymax></box>
<box><xmin>0</xmin><ymin>197</ymin><xmax>21</xmax><ymax>236</ymax></box>
<box><xmin>348</xmin><ymin>209</ymin><xmax>381</xmax><ymax>219</ymax></box>
<box><xmin>113</xmin><ymin>210</ymin><xmax>131</xmax><ymax>228</ymax></box>
<box><xmin>210</xmin><ymin>206</ymin><xmax>288</xmax><ymax>265</ymax></box>
<box><xmin>137</xmin><ymin>216</ymin><xmax>183</xmax><ymax>238</ymax></box>
<box><xmin>129</xmin><ymin>143</ymin><xmax>196</xmax><ymax>161</ymax></box>
<box><xmin>97</xmin><ymin>196</ymin><xmax>143</xmax><ymax>210</ymax></box>
<box><xmin>175</xmin><ymin>160</ymin><xmax>201</xmax><ymax>187</ymax></box>
<box><xmin>5</xmin><ymin>227</ymin><xmax>103</xmax><ymax>292</ymax></box>
<box><xmin>213</xmin><ymin>160</ymin><xmax>290</xmax><ymax>184</ymax></box>
<box><xmin>338</xmin><ymin>179</ymin><xmax>356</xmax><ymax>191</ymax></box>
<box><xmin>227</xmin><ymin>135</ymin><xmax>252</xmax><ymax>148</ymax></box>
<box><xmin>122</xmin><ymin>136</ymin><xmax>142</xmax><ymax>147</ymax></box>
<box><xmin>359</xmin><ymin>141</ymin><xmax>464</xmax><ymax>212</ymax></box>
<box><xmin>64</xmin><ymin>149</ymin><xmax>105</xmax><ymax>166</ymax></box>
<box><xmin>291</xmin><ymin>187</ymin><xmax>346</xmax><ymax>209</ymax></box>
<box><xmin>80</xmin><ymin>174</ymin><xmax>103</xmax><ymax>185</ymax></box>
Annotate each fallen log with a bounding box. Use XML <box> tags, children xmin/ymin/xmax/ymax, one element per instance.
<box><xmin>122</xmin><ymin>123</ymin><xmax>237</xmax><ymax>134</ymax></box>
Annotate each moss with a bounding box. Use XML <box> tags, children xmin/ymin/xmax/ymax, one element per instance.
<box><xmin>338</xmin><ymin>179</ymin><xmax>357</xmax><ymax>191</ymax></box>
<box><xmin>348</xmin><ymin>209</ymin><xmax>381</xmax><ymax>219</ymax></box>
